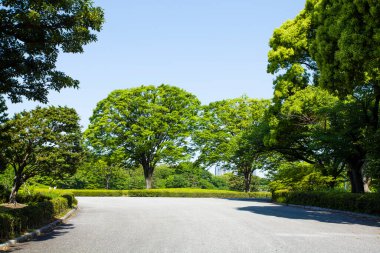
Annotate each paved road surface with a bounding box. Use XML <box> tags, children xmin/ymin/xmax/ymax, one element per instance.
<box><xmin>8</xmin><ymin>197</ymin><xmax>380</xmax><ymax>253</ymax></box>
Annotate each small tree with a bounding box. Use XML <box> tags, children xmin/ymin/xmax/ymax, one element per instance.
<box><xmin>0</xmin><ymin>106</ymin><xmax>83</xmax><ymax>203</ymax></box>
<box><xmin>85</xmin><ymin>85</ymin><xmax>201</xmax><ymax>189</ymax></box>
<box><xmin>193</xmin><ymin>96</ymin><xmax>270</xmax><ymax>192</ymax></box>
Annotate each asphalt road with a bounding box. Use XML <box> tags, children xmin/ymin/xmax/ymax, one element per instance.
<box><xmin>9</xmin><ymin>197</ymin><xmax>380</xmax><ymax>253</ymax></box>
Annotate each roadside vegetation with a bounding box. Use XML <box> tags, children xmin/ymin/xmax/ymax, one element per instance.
<box><xmin>0</xmin><ymin>185</ymin><xmax>77</xmax><ymax>243</ymax></box>
<box><xmin>1</xmin><ymin>0</ymin><xmax>380</xmax><ymax>239</ymax></box>
<box><xmin>31</xmin><ymin>188</ymin><xmax>271</xmax><ymax>199</ymax></box>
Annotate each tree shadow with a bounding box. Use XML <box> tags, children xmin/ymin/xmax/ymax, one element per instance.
<box><xmin>33</xmin><ymin>223</ymin><xmax>75</xmax><ymax>242</ymax></box>
<box><xmin>225</xmin><ymin>198</ymin><xmax>271</xmax><ymax>203</ymax></box>
<box><xmin>236</xmin><ymin>204</ymin><xmax>380</xmax><ymax>228</ymax></box>
<box><xmin>2</xmin><ymin>223</ymin><xmax>75</xmax><ymax>252</ymax></box>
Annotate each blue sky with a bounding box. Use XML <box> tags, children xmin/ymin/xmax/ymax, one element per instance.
<box><xmin>8</xmin><ymin>0</ymin><xmax>305</xmax><ymax>129</ymax></box>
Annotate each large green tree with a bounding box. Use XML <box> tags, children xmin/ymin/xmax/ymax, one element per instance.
<box><xmin>84</xmin><ymin>85</ymin><xmax>201</xmax><ymax>189</ymax></box>
<box><xmin>267</xmin><ymin>0</ymin><xmax>380</xmax><ymax>193</ymax></box>
<box><xmin>309</xmin><ymin>0</ymin><xmax>380</xmax><ymax>192</ymax></box>
<box><xmin>0</xmin><ymin>106</ymin><xmax>83</xmax><ymax>203</ymax></box>
<box><xmin>0</xmin><ymin>0</ymin><xmax>104</xmax><ymax>103</ymax></box>
<box><xmin>193</xmin><ymin>97</ymin><xmax>269</xmax><ymax>192</ymax></box>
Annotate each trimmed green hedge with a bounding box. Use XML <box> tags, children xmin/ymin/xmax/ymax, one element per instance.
<box><xmin>0</xmin><ymin>192</ymin><xmax>77</xmax><ymax>242</ymax></box>
<box><xmin>43</xmin><ymin>188</ymin><xmax>271</xmax><ymax>198</ymax></box>
<box><xmin>272</xmin><ymin>190</ymin><xmax>380</xmax><ymax>215</ymax></box>
<box><xmin>126</xmin><ymin>189</ymin><xmax>271</xmax><ymax>198</ymax></box>
<box><xmin>71</xmin><ymin>189</ymin><xmax>124</xmax><ymax>197</ymax></box>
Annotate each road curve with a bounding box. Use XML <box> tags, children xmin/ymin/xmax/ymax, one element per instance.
<box><xmin>9</xmin><ymin>197</ymin><xmax>380</xmax><ymax>253</ymax></box>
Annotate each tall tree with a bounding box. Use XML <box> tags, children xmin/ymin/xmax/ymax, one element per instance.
<box><xmin>267</xmin><ymin>0</ymin><xmax>380</xmax><ymax>192</ymax></box>
<box><xmin>308</xmin><ymin>0</ymin><xmax>380</xmax><ymax>192</ymax></box>
<box><xmin>84</xmin><ymin>85</ymin><xmax>201</xmax><ymax>189</ymax></box>
<box><xmin>0</xmin><ymin>0</ymin><xmax>104</xmax><ymax>103</ymax></box>
<box><xmin>193</xmin><ymin>97</ymin><xmax>269</xmax><ymax>192</ymax></box>
<box><xmin>0</xmin><ymin>106</ymin><xmax>83</xmax><ymax>203</ymax></box>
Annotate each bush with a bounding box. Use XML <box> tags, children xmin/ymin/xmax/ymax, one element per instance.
<box><xmin>0</xmin><ymin>192</ymin><xmax>77</xmax><ymax>242</ymax></box>
<box><xmin>272</xmin><ymin>190</ymin><xmax>380</xmax><ymax>215</ymax></box>
<box><xmin>16</xmin><ymin>192</ymin><xmax>55</xmax><ymax>203</ymax></box>
<box><xmin>0</xmin><ymin>213</ymin><xmax>20</xmax><ymax>241</ymax></box>
<box><xmin>0</xmin><ymin>185</ymin><xmax>10</xmax><ymax>203</ymax></box>
<box><xmin>61</xmin><ymin>194</ymin><xmax>77</xmax><ymax>207</ymax></box>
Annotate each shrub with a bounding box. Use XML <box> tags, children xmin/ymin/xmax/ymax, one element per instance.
<box><xmin>0</xmin><ymin>192</ymin><xmax>77</xmax><ymax>242</ymax></box>
<box><xmin>0</xmin><ymin>185</ymin><xmax>10</xmax><ymax>203</ymax></box>
<box><xmin>0</xmin><ymin>213</ymin><xmax>20</xmax><ymax>241</ymax></box>
<box><xmin>61</xmin><ymin>194</ymin><xmax>77</xmax><ymax>208</ymax></box>
<box><xmin>272</xmin><ymin>190</ymin><xmax>380</xmax><ymax>215</ymax></box>
<box><xmin>16</xmin><ymin>192</ymin><xmax>54</xmax><ymax>203</ymax></box>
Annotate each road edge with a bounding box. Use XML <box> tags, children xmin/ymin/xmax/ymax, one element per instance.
<box><xmin>0</xmin><ymin>207</ymin><xmax>78</xmax><ymax>251</ymax></box>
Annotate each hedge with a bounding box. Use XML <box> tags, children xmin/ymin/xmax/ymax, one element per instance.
<box><xmin>43</xmin><ymin>188</ymin><xmax>271</xmax><ymax>198</ymax></box>
<box><xmin>126</xmin><ymin>189</ymin><xmax>271</xmax><ymax>198</ymax></box>
<box><xmin>0</xmin><ymin>192</ymin><xmax>77</xmax><ymax>243</ymax></box>
<box><xmin>272</xmin><ymin>190</ymin><xmax>380</xmax><ymax>215</ymax></box>
<box><xmin>71</xmin><ymin>189</ymin><xmax>124</xmax><ymax>197</ymax></box>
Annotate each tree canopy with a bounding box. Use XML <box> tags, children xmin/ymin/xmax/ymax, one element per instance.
<box><xmin>266</xmin><ymin>0</ymin><xmax>380</xmax><ymax>192</ymax></box>
<box><xmin>0</xmin><ymin>106</ymin><xmax>83</xmax><ymax>203</ymax></box>
<box><xmin>84</xmin><ymin>85</ymin><xmax>201</xmax><ymax>189</ymax></box>
<box><xmin>193</xmin><ymin>96</ymin><xmax>270</xmax><ymax>192</ymax></box>
<box><xmin>0</xmin><ymin>0</ymin><xmax>104</xmax><ymax>103</ymax></box>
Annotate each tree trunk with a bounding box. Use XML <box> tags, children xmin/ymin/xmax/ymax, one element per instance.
<box><xmin>347</xmin><ymin>163</ymin><xmax>364</xmax><ymax>193</ymax></box>
<box><xmin>363</xmin><ymin>176</ymin><xmax>371</xmax><ymax>193</ymax></box>
<box><xmin>143</xmin><ymin>165</ymin><xmax>154</xmax><ymax>189</ymax></box>
<box><xmin>105</xmin><ymin>174</ymin><xmax>111</xmax><ymax>190</ymax></box>
<box><xmin>9</xmin><ymin>175</ymin><xmax>23</xmax><ymax>204</ymax></box>
<box><xmin>243</xmin><ymin>169</ymin><xmax>252</xmax><ymax>193</ymax></box>
<box><xmin>145</xmin><ymin>174</ymin><xmax>153</xmax><ymax>189</ymax></box>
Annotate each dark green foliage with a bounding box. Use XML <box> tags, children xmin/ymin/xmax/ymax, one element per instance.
<box><xmin>266</xmin><ymin>0</ymin><xmax>380</xmax><ymax>192</ymax></box>
<box><xmin>0</xmin><ymin>0</ymin><xmax>104</xmax><ymax>103</ymax></box>
<box><xmin>0</xmin><ymin>96</ymin><xmax>7</xmax><ymax>124</ymax></box>
<box><xmin>0</xmin><ymin>166</ymin><xmax>13</xmax><ymax>191</ymax></box>
<box><xmin>272</xmin><ymin>190</ymin><xmax>380</xmax><ymax>215</ymax></box>
<box><xmin>0</xmin><ymin>191</ymin><xmax>76</xmax><ymax>242</ymax></box>
<box><xmin>0</xmin><ymin>185</ymin><xmax>10</xmax><ymax>203</ymax></box>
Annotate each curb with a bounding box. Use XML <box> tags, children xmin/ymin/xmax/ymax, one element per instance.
<box><xmin>0</xmin><ymin>207</ymin><xmax>78</xmax><ymax>251</ymax></box>
<box><xmin>274</xmin><ymin>202</ymin><xmax>380</xmax><ymax>221</ymax></box>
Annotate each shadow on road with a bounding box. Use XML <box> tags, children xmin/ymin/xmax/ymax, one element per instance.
<box><xmin>3</xmin><ymin>223</ymin><xmax>75</xmax><ymax>252</ymax></box>
<box><xmin>225</xmin><ymin>198</ymin><xmax>271</xmax><ymax>203</ymax></box>
<box><xmin>236</xmin><ymin>204</ymin><xmax>380</xmax><ymax>228</ymax></box>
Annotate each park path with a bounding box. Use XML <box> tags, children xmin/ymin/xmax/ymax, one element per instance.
<box><xmin>9</xmin><ymin>197</ymin><xmax>380</xmax><ymax>253</ymax></box>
